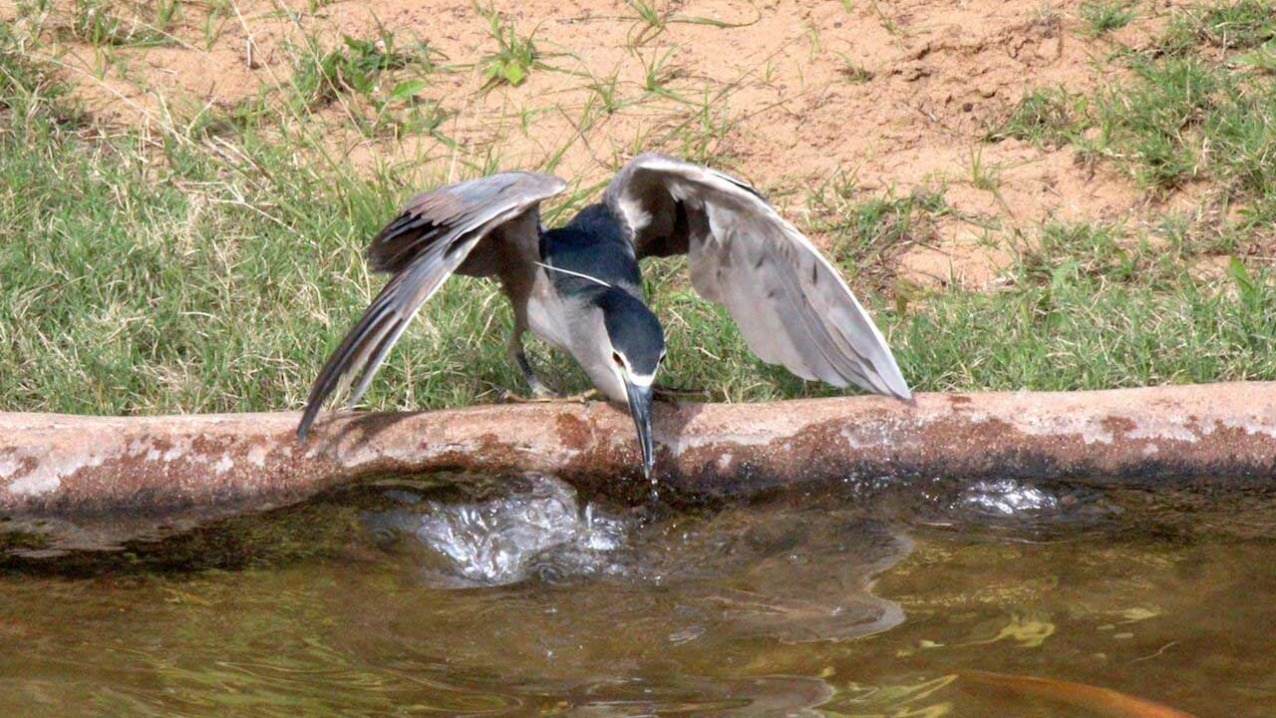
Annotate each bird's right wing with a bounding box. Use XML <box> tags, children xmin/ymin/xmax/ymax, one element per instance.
<box><xmin>297</xmin><ymin>171</ymin><xmax>567</xmax><ymax>440</ymax></box>
<box><xmin>605</xmin><ymin>154</ymin><xmax>910</xmax><ymax>399</ymax></box>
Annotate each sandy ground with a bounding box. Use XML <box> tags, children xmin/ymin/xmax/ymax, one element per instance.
<box><xmin>3</xmin><ymin>0</ymin><xmax>1210</xmax><ymax>287</ymax></box>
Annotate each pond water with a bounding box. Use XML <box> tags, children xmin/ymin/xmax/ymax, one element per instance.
<box><xmin>1</xmin><ymin>473</ymin><xmax>1273</xmax><ymax>717</ymax></box>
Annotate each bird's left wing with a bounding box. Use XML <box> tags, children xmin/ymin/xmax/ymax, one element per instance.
<box><xmin>298</xmin><ymin>171</ymin><xmax>566</xmax><ymax>440</ymax></box>
<box><xmin>605</xmin><ymin>153</ymin><xmax>910</xmax><ymax>399</ymax></box>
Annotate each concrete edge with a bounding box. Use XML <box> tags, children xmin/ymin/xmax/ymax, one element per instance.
<box><xmin>2</xmin><ymin>382</ymin><xmax>1274</xmax><ymax>547</ymax></box>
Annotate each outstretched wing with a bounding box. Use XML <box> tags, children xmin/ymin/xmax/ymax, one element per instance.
<box><xmin>298</xmin><ymin>171</ymin><xmax>567</xmax><ymax>440</ymax></box>
<box><xmin>605</xmin><ymin>153</ymin><xmax>910</xmax><ymax>399</ymax></box>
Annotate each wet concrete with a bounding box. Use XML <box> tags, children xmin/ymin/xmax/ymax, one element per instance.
<box><xmin>2</xmin><ymin>383</ymin><xmax>1274</xmax><ymax>548</ymax></box>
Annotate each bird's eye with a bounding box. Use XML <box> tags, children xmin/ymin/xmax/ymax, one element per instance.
<box><xmin>611</xmin><ymin>351</ymin><xmax>624</xmax><ymax>368</ymax></box>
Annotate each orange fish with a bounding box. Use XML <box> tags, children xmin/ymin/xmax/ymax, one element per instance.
<box><xmin>958</xmin><ymin>670</ymin><xmax>1199</xmax><ymax>718</ymax></box>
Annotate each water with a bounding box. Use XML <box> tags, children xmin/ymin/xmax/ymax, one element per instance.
<box><xmin>1</xmin><ymin>473</ymin><xmax>1273</xmax><ymax>717</ymax></box>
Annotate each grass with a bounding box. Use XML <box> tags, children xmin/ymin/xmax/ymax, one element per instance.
<box><xmin>1093</xmin><ymin>54</ymin><xmax>1276</xmax><ymax>200</ymax></box>
<box><xmin>836</xmin><ymin>54</ymin><xmax>875</xmax><ymax>83</ymax></box>
<box><xmin>477</xmin><ymin>10</ymin><xmax>545</xmax><ymax>89</ymax></box>
<box><xmin>1079</xmin><ymin>1</ymin><xmax>1136</xmax><ymax>36</ymax></box>
<box><xmin>1</xmin><ymin>3</ymin><xmax>1275</xmax><ymax>417</ymax></box>
<box><xmin>0</xmin><ymin>24</ymin><xmax>65</xmax><ymax>107</ymax></box>
<box><xmin>582</xmin><ymin>69</ymin><xmax>624</xmax><ymax>119</ymax></box>
<box><xmin>64</xmin><ymin>0</ymin><xmax>175</xmax><ymax>47</ymax></box>
<box><xmin>622</xmin><ymin>0</ymin><xmax>762</xmax><ymax>47</ymax></box>
<box><xmin>965</xmin><ymin>146</ymin><xmax>1003</xmax><ymax>193</ymax></box>
<box><xmin>292</xmin><ymin>32</ymin><xmax>440</xmax><ymax>109</ymax></box>
<box><xmin>985</xmin><ymin>87</ymin><xmax>1088</xmax><ymax>147</ymax></box>
<box><xmin>0</xmin><ymin>112</ymin><xmax>525</xmax><ymax>414</ymax></box>
<box><xmin>805</xmin><ymin>174</ymin><xmax>951</xmax><ymax>273</ymax></box>
<box><xmin>895</xmin><ymin>265</ymin><xmax>1276</xmax><ymax>391</ymax></box>
<box><xmin>995</xmin><ymin>0</ymin><xmax>1276</xmax><ymax>216</ymax></box>
<box><xmin>1159</xmin><ymin>0</ymin><xmax>1276</xmax><ymax>53</ymax></box>
<box><xmin>283</xmin><ymin>29</ymin><xmax>449</xmax><ymax>139</ymax></box>
<box><xmin>625</xmin><ymin>0</ymin><xmax>668</xmax><ymax>46</ymax></box>
<box><xmin>1118</xmin><ymin>1</ymin><xmax>1276</xmax><ymax>207</ymax></box>
<box><xmin>638</xmin><ymin>47</ymin><xmax>680</xmax><ymax>98</ymax></box>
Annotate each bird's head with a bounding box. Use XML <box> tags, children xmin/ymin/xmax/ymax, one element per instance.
<box><xmin>597</xmin><ymin>291</ymin><xmax>665</xmax><ymax>481</ymax></box>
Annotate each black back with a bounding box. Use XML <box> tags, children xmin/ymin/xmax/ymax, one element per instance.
<box><xmin>540</xmin><ymin>203</ymin><xmax>642</xmax><ymax>297</ymax></box>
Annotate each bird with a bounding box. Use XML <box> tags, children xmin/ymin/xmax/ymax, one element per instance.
<box><xmin>296</xmin><ymin>153</ymin><xmax>912</xmax><ymax>480</ymax></box>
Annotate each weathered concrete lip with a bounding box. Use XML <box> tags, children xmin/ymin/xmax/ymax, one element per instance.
<box><xmin>2</xmin><ymin>383</ymin><xmax>1275</xmax><ymax>549</ymax></box>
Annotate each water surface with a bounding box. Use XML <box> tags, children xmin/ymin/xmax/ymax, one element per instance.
<box><xmin>1</xmin><ymin>473</ymin><xmax>1271</xmax><ymax>717</ymax></box>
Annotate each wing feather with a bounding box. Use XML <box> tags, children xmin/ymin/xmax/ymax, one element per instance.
<box><xmin>298</xmin><ymin>172</ymin><xmax>566</xmax><ymax>440</ymax></box>
<box><xmin>607</xmin><ymin>154</ymin><xmax>910</xmax><ymax>399</ymax></box>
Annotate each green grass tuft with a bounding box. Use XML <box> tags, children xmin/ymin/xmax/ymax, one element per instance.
<box><xmin>64</xmin><ymin>0</ymin><xmax>173</xmax><ymax>47</ymax></box>
<box><xmin>993</xmin><ymin>0</ymin><xmax>1276</xmax><ymax>222</ymax></box>
<box><xmin>1079</xmin><ymin>1</ymin><xmax>1137</xmax><ymax>36</ymax></box>
<box><xmin>983</xmin><ymin>0</ymin><xmax>1276</xmax><ymax>219</ymax></box>
<box><xmin>807</xmin><ymin>181</ymin><xmax>951</xmax><ymax>278</ymax></box>
<box><xmin>292</xmin><ymin>33</ymin><xmax>441</xmax><ymax>110</ymax></box>
<box><xmin>477</xmin><ymin>11</ymin><xmax>545</xmax><ymax>89</ymax></box>
<box><xmin>986</xmin><ymin>87</ymin><xmax>1089</xmax><ymax>147</ymax></box>
<box><xmin>1093</xmin><ymin>54</ymin><xmax>1276</xmax><ymax>197</ymax></box>
<box><xmin>1160</xmin><ymin>0</ymin><xmax>1276</xmax><ymax>53</ymax></box>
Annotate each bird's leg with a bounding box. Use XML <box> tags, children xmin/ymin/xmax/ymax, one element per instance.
<box><xmin>501</xmin><ymin>321</ymin><xmax>600</xmax><ymax>404</ymax></box>
<box><xmin>506</xmin><ymin>329</ymin><xmax>555</xmax><ymax>399</ymax></box>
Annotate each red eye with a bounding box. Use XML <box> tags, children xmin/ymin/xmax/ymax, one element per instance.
<box><xmin>612</xmin><ymin>352</ymin><xmax>624</xmax><ymax>367</ymax></box>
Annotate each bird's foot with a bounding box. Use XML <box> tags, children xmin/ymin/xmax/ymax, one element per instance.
<box><xmin>500</xmin><ymin>389</ymin><xmax>554</xmax><ymax>404</ymax></box>
<box><xmin>563</xmin><ymin>388</ymin><xmax>602</xmax><ymax>404</ymax></box>
<box><xmin>501</xmin><ymin>387</ymin><xmax>601</xmax><ymax>404</ymax></box>
<box><xmin>561</xmin><ymin>387</ymin><xmax>599</xmax><ymax>405</ymax></box>
<box><xmin>654</xmin><ymin>386</ymin><xmax>708</xmax><ymax>399</ymax></box>
<box><xmin>528</xmin><ymin>376</ymin><xmax>556</xmax><ymax>399</ymax></box>
<box><xmin>501</xmin><ymin>373</ymin><xmax>556</xmax><ymax>402</ymax></box>
<box><xmin>652</xmin><ymin>385</ymin><xmax>709</xmax><ymax>409</ymax></box>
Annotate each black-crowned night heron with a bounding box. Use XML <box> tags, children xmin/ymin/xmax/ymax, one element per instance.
<box><xmin>297</xmin><ymin>153</ymin><xmax>911</xmax><ymax>479</ymax></box>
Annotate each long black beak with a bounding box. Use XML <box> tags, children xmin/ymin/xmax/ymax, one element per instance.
<box><xmin>624</xmin><ymin>379</ymin><xmax>655</xmax><ymax>481</ymax></box>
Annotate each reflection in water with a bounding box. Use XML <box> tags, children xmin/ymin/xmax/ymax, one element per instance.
<box><xmin>827</xmin><ymin>675</ymin><xmax>957</xmax><ymax>718</ymax></box>
<box><xmin>542</xmin><ymin>675</ymin><xmax>836</xmax><ymax>718</ymax></box>
<box><xmin>1</xmin><ymin>474</ymin><xmax>1273</xmax><ymax>717</ymax></box>
<box><xmin>341</xmin><ymin>473</ymin><xmax>912</xmax><ymax>713</ymax></box>
<box><xmin>365</xmin><ymin>473</ymin><xmax>909</xmax><ymax>645</ymax></box>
